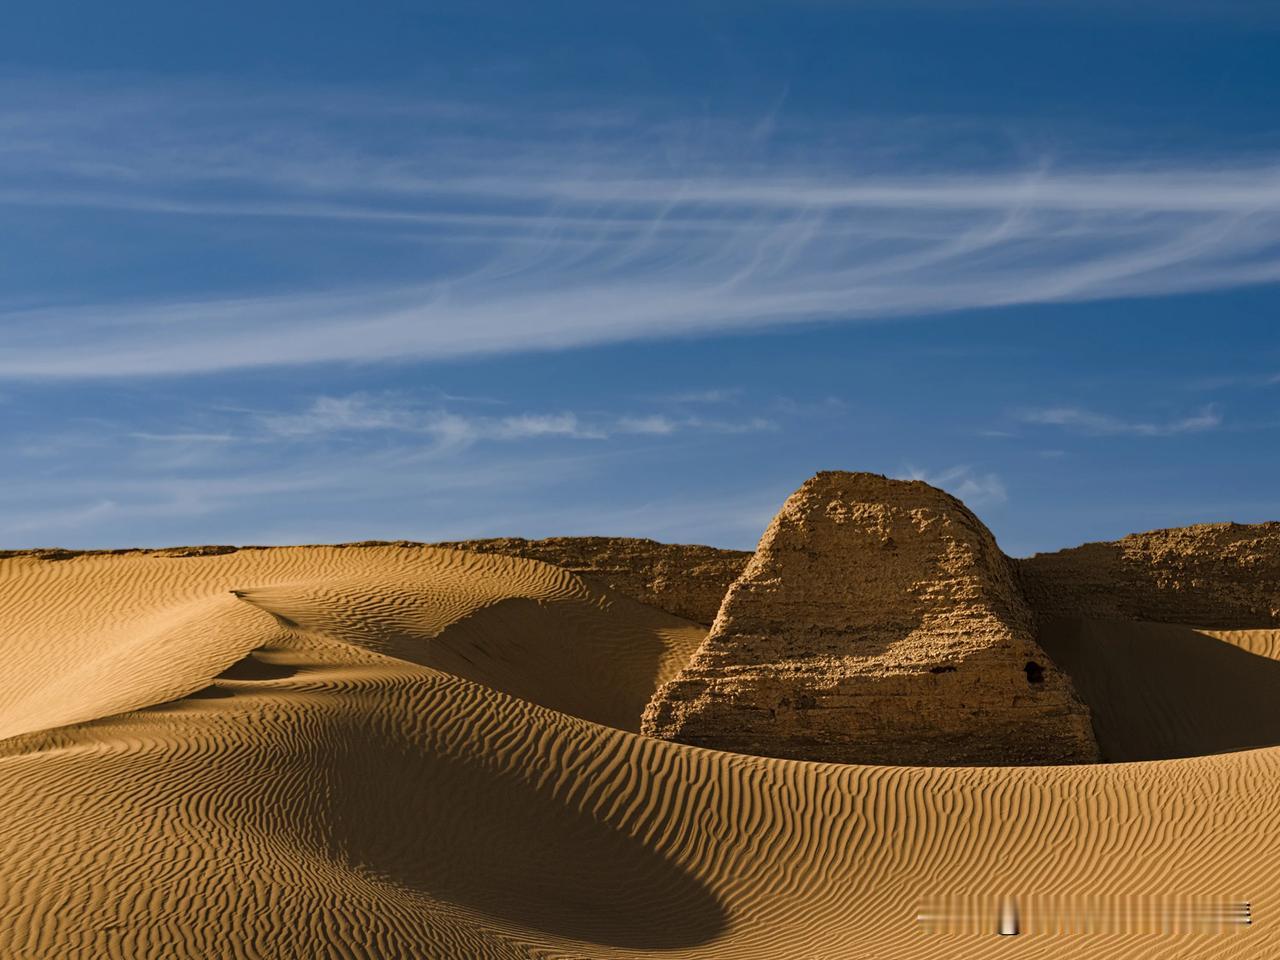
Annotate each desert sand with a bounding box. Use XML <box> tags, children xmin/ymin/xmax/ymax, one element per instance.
<box><xmin>1</xmin><ymin>477</ymin><xmax>1277</xmax><ymax>958</ymax></box>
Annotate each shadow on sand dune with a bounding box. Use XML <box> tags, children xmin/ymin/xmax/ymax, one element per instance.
<box><xmin>183</xmin><ymin>650</ymin><xmax>301</xmax><ymax>700</ymax></box>
<box><xmin>321</xmin><ymin>712</ymin><xmax>729</xmax><ymax>950</ymax></box>
<box><xmin>230</xmin><ymin>583</ymin><xmax>703</xmax><ymax>734</ymax></box>
<box><xmin>1038</xmin><ymin>618</ymin><xmax>1280</xmax><ymax>762</ymax></box>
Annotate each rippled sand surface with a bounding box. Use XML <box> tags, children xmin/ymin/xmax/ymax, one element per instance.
<box><xmin>0</xmin><ymin>545</ymin><xmax>1274</xmax><ymax>958</ymax></box>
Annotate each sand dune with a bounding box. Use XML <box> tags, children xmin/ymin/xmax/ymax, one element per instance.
<box><xmin>1037</xmin><ymin>619</ymin><xmax>1280</xmax><ymax>762</ymax></box>
<box><xmin>1</xmin><ymin>545</ymin><xmax>1276</xmax><ymax>958</ymax></box>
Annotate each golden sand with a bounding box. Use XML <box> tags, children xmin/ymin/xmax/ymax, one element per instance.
<box><xmin>0</xmin><ymin>545</ymin><xmax>1274</xmax><ymax>958</ymax></box>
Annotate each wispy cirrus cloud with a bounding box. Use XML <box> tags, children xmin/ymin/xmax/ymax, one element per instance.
<box><xmin>259</xmin><ymin>395</ymin><xmax>423</xmax><ymax>436</ymax></box>
<box><xmin>616</xmin><ymin>415</ymin><xmax>678</xmax><ymax>436</ymax></box>
<box><xmin>2</xmin><ymin>78</ymin><xmax>1280</xmax><ymax>379</ymax></box>
<box><xmin>258</xmin><ymin>393</ymin><xmax>774</xmax><ymax>446</ymax></box>
<box><xmin>617</xmin><ymin>413</ymin><xmax>776</xmax><ymax>435</ymax></box>
<box><xmin>261</xmin><ymin>395</ymin><xmax>605</xmax><ymax>444</ymax></box>
<box><xmin>1017</xmin><ymin>404</ymin><xmax>1222</xmax><ymax>436</ymax></box>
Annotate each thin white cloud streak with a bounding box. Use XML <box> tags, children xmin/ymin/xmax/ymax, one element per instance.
<box><xmin>256</xmin><ymin>394</ymin><xmax>775</xmax><ymax>446</ymax></box>
<box><xmin>6</xmin><ymin>82</ymin><xmax>1280</xmax><ymax>214</ymax></box>
<box><xmin>508</xmin><ymin>171</ymin><xmax>1280</xmax><ymax>213</ymax></box>
<box><xmin>2</xmin><ymin>198</ymin><xmax>1275</xmax><ymax>378</ymax></box>
<box><xmin>616</xmin><ymin>413</ymin><xmax>776</xmax><ymax>435</ymax></box>
<box><xmin>260</xmin><ymin>395</ymin><xmax>421</xmax><ymax>435</ymax></box>
<box><xmin>617</xmin><ymin>415</ymin><xmax>677</xmax><ymax>435</ymax></box>
<box><xmin>489</xmin><ymin>413</ymin><xmax>605</xmax><ymax>441</ymax></box>
<box><xmin>262</xmin><ymin>396</ymin><xmax>605</xmax><ymax>444</ymax></box>
<box><xmin>1017</xmin><ymin>404</ymin><xmax>1223</xmax><ymax>436</ymax></box>
<box><xmin>3</xmin><ymin>81</ymin><xmax>1280</xmax><ymax>378</ymax></box>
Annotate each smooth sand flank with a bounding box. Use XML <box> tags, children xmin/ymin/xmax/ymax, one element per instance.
<box><xmin>0</xmin><ymin>545</ymin><xmax>1276</xmax><ymax>958</ymax></box>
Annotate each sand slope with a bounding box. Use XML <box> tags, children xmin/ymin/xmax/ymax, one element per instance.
<box><xmin>1037</xmin><ymin>619</ymin><xmax>1280</xmax><ymax>762</ymax></box>
<box><xmin>0</xmin><ymin>546</ymin><xmax>1276</xmax><ymax>959</ymax></box>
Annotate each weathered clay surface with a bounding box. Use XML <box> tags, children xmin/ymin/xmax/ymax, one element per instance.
<box><xmin>1016</xmin><ymin>522</ymin><xmax>1280</xmax><ymax>628</ymax></box>
<box><xmin>641</xmin><ymin>472</ymin><xmax>1100</xmax><ymax>765</ymax></box>
<box><xmin>433</xmin><ymin>537</ymin><xmax>750</xmax><ymax>625</ymax></box>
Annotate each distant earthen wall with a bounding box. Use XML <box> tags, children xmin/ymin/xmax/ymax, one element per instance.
<box><xmin>444</xmin><ymin>523</ymin><xmax>1280</xmax><ymax>631</ymax></box>
<box><xmin>1016</xmin><ymin>523</ymin><xmax>1280</xmax><ymax>628</ymax></box>
<box><xmin>433</xmin><ymin>537</ymin><xmax>751</xmax><ymax>625</ymax></box>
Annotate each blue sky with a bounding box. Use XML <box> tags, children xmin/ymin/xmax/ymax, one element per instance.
<box><xmin>2</xmin><ymin>1</ymin><xmax>1278</xmax><ymax>555</ymax></box>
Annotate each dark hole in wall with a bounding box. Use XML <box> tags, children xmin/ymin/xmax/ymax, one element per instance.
<box><xmin>1024</xmin><ymin>661</ymin><xmax>1045</xmax><ymax>684</ymax></box>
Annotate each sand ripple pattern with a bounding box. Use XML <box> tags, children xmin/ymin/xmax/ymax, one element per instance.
<box><xmin>0</xmin><ymin>545</ymin><xmax>1277</xmax><ymax>959</ymax></box>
